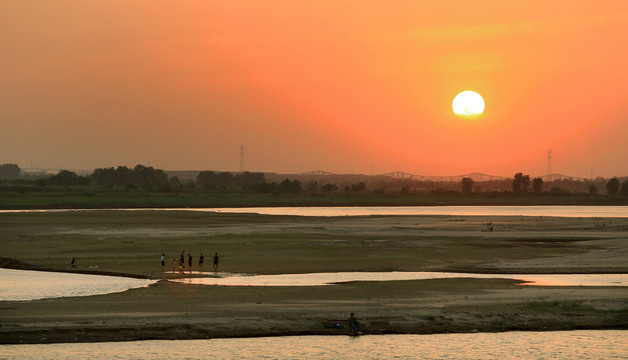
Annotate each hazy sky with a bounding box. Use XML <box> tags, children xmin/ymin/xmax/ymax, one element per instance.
<box><xmin>2</xmin><ymin>1</ymin><xmax>627</xmax><ymax>178</ymax></box>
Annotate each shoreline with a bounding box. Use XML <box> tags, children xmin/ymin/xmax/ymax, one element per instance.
<box><xmin>1</xmin><ymin>259</ymin><xmax>627</xmax><ymax>345</ymax></box>
<box><xmin>3</xmin><ymin>323</ymin><xmax>627</xmax><ymax>345</ymax></box>
<box><xmin>1</xmin><ymin>212</ymin><xmax>626</xmax><ymax>345</ymax></box>
<box><xmin>3</xmin><ymin>258</ymin><xmax>627</xmax><ymax>278</ymax></box>
<box><xmin>0</xmin><ymin>258</ymin><xmax>151</xmax><ymax>280</ymax></box>
<box><xmin>2</xmin><ymin>201</ymin><xmax>628</xmax><ymax>211</ymax></box>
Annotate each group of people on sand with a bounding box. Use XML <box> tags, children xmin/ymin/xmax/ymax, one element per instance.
<box><xmin>161</xmin><ymin>251</ymin><xmax>219</xmax><ymax>274</ymax></box>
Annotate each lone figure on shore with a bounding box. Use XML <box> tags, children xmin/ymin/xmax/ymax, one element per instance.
<box><xmin>161</xmin><ymin>253</ymin><xmax>165</xmax><ymax>272</ymax></box>
<box><xmin>348</xmin><ymin>313</ymin><xmax>360</xmax><ymax>336</ymax></box>
<box><xmin>71</xmin><ymin>257</ymin><xmax>77</xmax><ymax>268</ymax></box>
<box><xmin>213</xmin><ymin>252</ymin><xmax>219</xmax><ymax>272</ymax></box>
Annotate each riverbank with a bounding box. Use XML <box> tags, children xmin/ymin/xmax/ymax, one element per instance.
<box><xmin>1</xmin><ymin>277</ymin><xmax>626</xmax><ymax>344</ymax></box>
<box><xmin>1</xmin><ymin>186</ymin><xmax>627</xmax><ymax>210</ymax></box>
<box><xmin>1</xmin><ymin>211</ymin><xmax>626</xmax><ymax>344</ymax></box>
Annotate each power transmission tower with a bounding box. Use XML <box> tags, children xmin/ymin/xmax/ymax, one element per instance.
<box><xmin>546</xmin><ymin>149</ymin><xmax>552</xmax><ymax>176</ymax></box>
<box><xmin>239</xmin><ymin>145</ymin><xmax>245</xmax><ymax>173</ymax></box>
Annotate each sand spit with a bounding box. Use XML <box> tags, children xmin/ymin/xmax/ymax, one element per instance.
<box><xmin>0</xmin><ymin>212</ymin><xmax>626</xmax><ymax>344</ymax></box>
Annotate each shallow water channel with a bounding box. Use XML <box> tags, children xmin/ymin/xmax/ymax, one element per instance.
<box><xmin>1</xmin><ymin>330</ymin><xmax>625</xmax><ymax>359</ymax></box>
<box><xmin>170</xmin><ymin>271</ymin><xmax>628</xmax><ymax>287</ymax></box>
<box><xmin>1</xmin><ymin>269</ymin><xmax>625</xmax><ymax>301</ymax></box>
<box><xmin>207</xmin><ymin>205</ymin><xmax>628</xmax><ymax>217</ymax></box>
<box><xmin>0</xmin><ymin>268</ymin><xmax>156</xmax><ymax>301</ymax></box>
<box><xmin>3</xmin><ymin>205</ymin><xmax>628</xmax><ymax>217</ymax></box>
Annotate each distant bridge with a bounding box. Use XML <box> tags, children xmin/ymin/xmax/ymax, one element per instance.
<box><xmin>381</xmin><ymin>171</ymin><xmax>508</xmax><ymax>182</ymax></box>
<box><xmin>292</xmin><ymin>170</ymin><xmax>590</xmax><ymax>182</ymax></box>
<box><xmin>298</xmin><ymin>170</ymin><xmax>337</xmax><ymax>176</ymax></box>
<box><xmin>541</xmin><ymin>173</ymin><xmax>588</xmax><ymax>182</ymax></box>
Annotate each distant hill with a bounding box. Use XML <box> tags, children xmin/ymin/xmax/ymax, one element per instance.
<box><xmin>165</xmin><ymin>170</ymin><xmax>626</xmax><ymax>184</ymax></box>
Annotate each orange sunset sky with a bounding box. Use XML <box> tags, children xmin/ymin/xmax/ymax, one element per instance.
<box><xmin>1</xmin><ymin>1</ymin><xmax>627</xmax><ymax>178</ymax></box>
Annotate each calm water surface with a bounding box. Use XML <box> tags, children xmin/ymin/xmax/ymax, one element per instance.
<box><xmin>2</xmin><ymin>269</ymin><xmax>624</xmax><ymax>301</ymax></box>
<box><xmin>0</xmin><ymin>268</ymin><xmax>156</xmax><ymax>301</ymax></box>
<box><xmin>171</xmin><ymin>271</ymin><xmax>628</xmax><ymax>287</ymax></box>
<box><xmin>3</xmin><ymin>205</ymin><xmax>628</xmax><ymax>217</ymax></box>
<box><xmin>209</xmin><ymin>205</ymin><xmax>628</xmax><ymax>217</ymax></box>
<box><xmin>1</xmin><ymin>331</ymin><xmax>625</xmax><ymax>359</ymax></box>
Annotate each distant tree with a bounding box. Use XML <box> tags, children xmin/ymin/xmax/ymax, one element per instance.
<box><xmin>0</xmin><ymin>163</ymin><xmax>20</xmax><ymax>179</ymax></box>
<box><xmin>132</xmin><ymin>164</ymin><xmax>168</xmax><ymax>189</ymax></box>
<box><xmin>588</xmin><ymin>184</ymin><xmax>598</xmax><ymax>195</ymax></box>
<box><xmin>277</xmin><ymin>178</ymin><xmax>301</xmax><ymax>193</ymax></box>
<box><xmin>550</xmin><ymin>186</ymin><xmax>571</xmax><ymax>196</ymax></box>
<box><xmin>92</xmin><ymin>166</ymin><xmax>132</xmax><ymax>187</ymax></box>
<box><xmin>234</xmin><ymin>172</ymin><xmax>266</xmax><ymax>189</ymax></box>
<box><xmin>620</xmin><ymin>180</ymin><xmax>628</xmax><ymax>197</ymax></box>
<box><xmin>532</xmin><ymin>177</ymin><xmax>543</xmax><ymax>195</ymax></box>
<box><xmin>512</xmin><ymin>173</ymin><xmax>531</xmax><ymax>194</ymax></box>
<box><xmin>169</xmin><ymin>176</ymin><xmax>182</xmax><ymax>188</ymax></box>
<box><xmin>305</xmin><ymin>181</ymin><xmax>319</xmax><ymax>193</ymax></box>
<box><xmin>606</xmin><ymin>177</ymin><xmax>620</xmax><ymax>195</ymax></box>
<box><xmin>351</xmin><ymin>182</ymin><xmax>367</xmax><ymax>192</ymax></box>
<box><xmin>461</xmin><ymin>177</ymin><xmax>474</xmax><ymax>194</ymax></box>
<box><xmin>197</xmin><ymin>171</ymin><xmax>234</xmax><ymax>189</ymax></box>
<box><xmin>321</xmin><ymin>183</ymin><xmax>338</xmax><ymax>193</ymax></box>
<box><xmin>250</xmin><ymin>182</ymin><xmax>276</xmax><ymax>193</ymax></box>
<box><xmin>521</xmin><ymin>174</ymin><xmax>531</xmax><ymax>193</ymax></box>
<box><xmin>47</xmin><ymin>170</ymin><xmax>90</xmax><ymax>186</ymax></box>
<box><xmin>92</xmin><ymin>164</ymin><xmax>167</xmax><ymax>189</ymax></box>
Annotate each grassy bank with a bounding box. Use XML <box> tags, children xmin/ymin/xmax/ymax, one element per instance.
<box><xmin>1</xmin><ymin>186</ymin><xmax>625</xmax><ymax>209</ymax></box>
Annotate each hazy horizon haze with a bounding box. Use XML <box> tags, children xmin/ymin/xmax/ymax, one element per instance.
<box><xmin>2</xmin><ymin>1</ymin><xmax>627</xmax><ymax>178</ymax></box>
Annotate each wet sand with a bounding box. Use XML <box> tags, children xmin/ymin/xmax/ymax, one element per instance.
<box><xmin>0</xmin><ymin>211</ymin><xmax>626</xmax><ymax>344</ymax></box>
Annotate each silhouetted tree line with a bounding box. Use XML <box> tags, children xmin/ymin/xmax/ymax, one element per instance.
<box><xmin>0</xmin><ymin>164</ymin><xmax>20</xmax><ymax>179</ymax></box>
<box><xmin>92</xmin><ymin>165</ymin><xmax>168</xmax><ymax>190</ymax></box>
<box><xmin>2</xmin><ymin>162</ymin><xmax>628</xmax><ymax>198</ymax></box>
<box><xmin>196</xmin><ymin>171</ymin><xmax>268</xmax><ymax>190</ymax></box>
<box><xmin>45</xmin><ymin>170</ymin><xmax>90</xmax><ymax>186</ymax></box>
<box><xmin>195</xmin><ymin>171</ymin><xmax>307</xmax><ymax>194</ymax></box>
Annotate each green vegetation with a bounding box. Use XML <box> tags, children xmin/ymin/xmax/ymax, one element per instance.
<box><xmin>1</xmin><ymin>163</ymin><xmax>627</xmax><ymax>209</ymax></box>
<box><xmin>1</xmin><ymin>185</ymin><xmax>627</xmax><ymax>209</ymax></box>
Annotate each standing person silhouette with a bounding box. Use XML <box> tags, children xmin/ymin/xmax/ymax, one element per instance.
<box><xmin>213</xmin><ymin>252</ymin><xmax>219</xmax><ymax>272</ymax></box>
<box><xmin>348</xmin><ymin>313</ymin><xmax>360</xmax><ymax>336</ymax></box>
<box><xmin>161</xmin><ymin>253</ymin><xmax>165</xmax><ymax>272</ymax></box>
<box><xmin>199</xmin><ymin>253</ymin><xmax>205</xmax><ymax>273</ymax></box>
<box><xmin>188</xmin><ymin>253</ymin><xmax>193</xmax><ymax>274</ymax></box>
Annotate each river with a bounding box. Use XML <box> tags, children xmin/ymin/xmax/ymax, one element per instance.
<box><xmin>2</xmin><ymin>205</ymin><xmax>628</xmax><ymax>217</ymax></box>
<box><xmin>1</xmin><ymin>269</ymin><xmax>625</xmax><ymax>301</ymax></box>
<box><xmin>0</xmin><ymin>331</ymin><xmax>625</xmax><ymax>359</ymax></box>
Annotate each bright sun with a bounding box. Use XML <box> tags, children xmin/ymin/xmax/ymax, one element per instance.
<box><xmin>452</xmin><ymin>90</ymin><xmax>485</xmax><ymax>119</ymax></box>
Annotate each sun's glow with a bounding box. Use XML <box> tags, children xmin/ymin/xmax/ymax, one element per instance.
<box><xmin>452</xmin><ymin>91</ymin><xmax>485</xmax><ymax>119</ymax></box>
